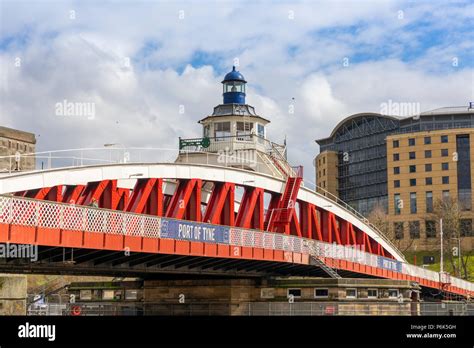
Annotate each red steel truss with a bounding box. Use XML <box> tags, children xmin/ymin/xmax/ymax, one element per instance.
<box><xmin>12</xmin><ymin>177</ymin><xmax>394</xmax><ymax>259</ymax></box>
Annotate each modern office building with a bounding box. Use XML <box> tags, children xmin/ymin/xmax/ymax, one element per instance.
<box><xmin>0</xmin><ymin>126</ymin><xmax>36</xmax><ymax>172</ymax></box>
<box><xmin>315</xmin><ymin>105</ymin><xmax>474</xmax><ymax>251</ymax></box>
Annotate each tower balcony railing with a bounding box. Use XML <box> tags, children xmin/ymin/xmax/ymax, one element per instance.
<box><xmin>178</xmin><ymin>134</ymin><xmax>287</xmax><ymax>161</ymax></box>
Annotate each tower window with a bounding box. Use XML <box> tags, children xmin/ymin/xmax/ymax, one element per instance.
<box><xmin>214</xmin><ymin>122</ymin><xmax>231</xmax><ymax>139</ymax></box>
<box><xmin>257</xmin><ymin>124</ymin><xmax>265</xmax><ymax>138</ymax></box>
<box><xmin>441</xmin><ymin>135</ymin><xmax>448</xmax><ymax>143</ymax></box>
<box><xmin>236</xmin><ymin>122</ymin><xmax>253</xmax><ymax>141</ymax></box>
<box><xmin>409</xmin><ymin>152</ymin><xmax>416</xmax><ymax>160</ymax></box>
<box><xmin>408</xmin><ymin>138</ymin><xmax>415</xmax><ymax>146</ymax></box>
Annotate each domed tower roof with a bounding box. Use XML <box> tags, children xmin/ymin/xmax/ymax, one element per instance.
<box><xmin>222</xmin><ymin>66</ymin><xmax>247</xmax><ymax>83</ymax></box>
<box><xmin>222</xmin><ymin>66</ymin><xmax>247</xmax><ymax>105</ymax></box>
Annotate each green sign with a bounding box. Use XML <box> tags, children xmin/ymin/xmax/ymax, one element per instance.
<box><xmin>179</xmin><ymin>137</ymin><xmax>210</xmax><ymax>150</ymax></box>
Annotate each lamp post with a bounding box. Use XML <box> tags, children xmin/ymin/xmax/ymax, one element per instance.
<box><xmin>440</xmin><ymin>218</ymin><xmax>443</xmax><ymax>274</ymax></box>
<box><xmin>104</xmin><ymin>143</ymin><xmax>125</xmax><ymax>163</ymax></box>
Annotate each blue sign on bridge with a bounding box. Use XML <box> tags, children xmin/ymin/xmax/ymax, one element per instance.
<box><xmin>160</xmin><ymin>218</ymin><xmax>230</xmax><ymax>244</ymax></box>
<box><xmin>377</xmin><ymin>256</ymin><xmax>402</xmax><ymax>272</ymax></box>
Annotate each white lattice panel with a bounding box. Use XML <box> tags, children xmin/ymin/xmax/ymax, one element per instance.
<box><xmin>123</xmin><ymin>214</ymin><xmax>143</xmax><ymax>237</ymax></box>
<box><xmin>62</xmin><ymin>206</ymin><xmax>85</xmax><ymax>231</ymax></box>
<box><xmin>84</xmin><ymin>209</ymin><xmax>105</xmax><ymax>232</ymax></box>
<box><xmin>106</xmin><ymin>211</ymin><xmax>125</xmax><ymax>235</ymax></box>
<box><xmin>263</xmin><ymin>233</ymin><xmax>275</xmax><ymax>249</ymax></box>
<box><xmin>229</xmin><ymin>228</ymin><xmax>242</xmax><ymax>246</ymax></box>
<box><xmin>143</xmin><ymin>216</ymin><xmax>161</xmax><ymax>238</ymax></box>
<box><xmin>38</xmin><ymin>203</ymin><xmax>61</xmax><ymax>228</ymax></box>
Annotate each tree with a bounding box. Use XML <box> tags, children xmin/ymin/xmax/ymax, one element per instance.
<box><xmin>367</xmin><ymin>203</ymin><xmax>415</xmax><ymax>252</ymax></box>
<box><xmin>430</xmin><ymin>196</ymin><xmax>472</xmax><ymax>279</ymax></box>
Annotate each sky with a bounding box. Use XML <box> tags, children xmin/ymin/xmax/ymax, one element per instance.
<box><xmin>0</xmin><ymin>0</ymin><xmax>473</xmax><ymax>180</ymax></box>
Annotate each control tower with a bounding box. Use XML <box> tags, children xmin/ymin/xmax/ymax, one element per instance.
<box><xmin>176</xmin><ymin>66</ymin><xmax>298</xmax><ymax>179</ymax></box>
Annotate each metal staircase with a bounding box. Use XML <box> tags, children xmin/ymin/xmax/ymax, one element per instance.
<box><xmin>266</xmin><ymin>166</ymin><xmax>303</xmax><ymax>231</ymax></box>
<box><xmin>307</xmin><ymin>242</ymin><xmax>341</xmax><ymax>279</ymax></box>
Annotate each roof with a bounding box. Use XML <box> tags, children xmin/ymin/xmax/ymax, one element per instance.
<box><xmin>199</xmin><ymin>104</ymin><xmax>270</xmax><ymax>123</ymax></box>
<box><xmin>315</xmin><ymin>113</ymin><xmax>401</xmax><ymax>143</ymax></box>
<box><xmin>316</xmin><ymin>105</ymin><xmax>474</xmax><ymax>143</ymax></box>
<box><xmin>419</xmin><ymin>106</ymin><xmax>474</xmax><ymax>116</ymax></box>
<box><xmin>222</xmin><ymin>66</ymin><xmax>246</xmax><ymax>83</ymax></box>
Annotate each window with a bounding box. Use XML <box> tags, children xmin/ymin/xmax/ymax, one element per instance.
<box><xmin>426</xmin><ymin>191</ymin><xmax>433</xmax><ymax>213</ymax></box>
<box><xmin>409</xmin><ymin>221</ymin><xmax>420</xmax><ymax>239</ymax></box>
<box><xmin>102</xmin><ymin>290</ymin><xmax>114</xmax><ymax>300</ymax></box>
<box><xmin>323</xmin><ymin>157</ymin><xmax>325</xmax><ymax>164</ymax></box>
<box><xmin>424</xmin><ymin>136</ymin><xmax>431</xmax><ymax>145</ymax></box>
<box><xmin>125</xmin><ymin>290</ymin><xmax>138</xmax><ymax>300</ymax></box>
<box><xmin>236</xmin><ymin>121</ymin><xmax>253</xmax><ymax>140</ymax></box>
<box><xmin>323</xmin><ymin>169</ymin><xmax>326</xmax><ymax>175</ymax></box>
<box><xmin>442</xmin><ymin>176</ymin><xmax>449</xmax><ymax>184</ymax></box>
<box><xmin>257</xmin><ymin>124</ymin><xmax>265</xmax><ymax>138</ymax></box>
<box><xmin>394</xmin><ymin>167</ymin><xmax>400</xmax><ymax>175</ymax></box>
<box><xmin>314</xmin><ymin>288</ymin><xmax>329</xmax><ymax>298</ymax></box>
<box><xmin>442</xmin><ymin>190</ymin><xmax>450</xmax><ymax>200</ymax></box>
<box><xmin>388</xmin><ymin>289</ymin><xmax>399</xmax><ymax>299</ymax></box>
<box><xmin>441</xmin><ymin>149</ymin><xmax>449</xmax><ymax>157</ymax></box>
<box><xmin>394</xmin><ymin>222</ymin><xmax>404</xmax><ymax>239</ymax></box>
<box><xmin>393</xmin><ymin>140</ymin><xmax>399</xmax><ymax>148</ymax></box>
<box><xmin>214</xmin><ymin>122</ymin><xmax>231</xmax><ymax>139</ymax></box>
<box><xmin>442</xmin><ymin>162</ymin><xmax>449</xmax><ymax>170</ymax></box>
<box><xmin>394</xmin><ymin>194</ymin><xmax>401</xmax><ymax>215</ymax></box>
<box><xmin>408</xmin><ymin>138</ymin><xmax>415</xmax><ymax>146</ymax></box>
<box><xmin>425</xmin><ymin>177</ymin><xmax>432</xmax><ymax>185</ymax></box>
<box><xmin>80</xmin><ymin>290</ymin><xmax>92</xmax><ymax>300</ymax></box>
<box><xmin>409</xmin><ymin>152</ymin><xmax>416</xmax><ymax>160</ymax></box>
<box><xmin>425</xmin><ymin>220</ymin><xmax>436</xmax><ymax>238</ymax></box>
<box><xmin>394</xmin><ymin>180</ymin><xmax>400</xmax><ymax>188</ymax></box>
<box><xmin>287</xmin><ymin>288</ymin><xmax>301</xmax><ymax>298</ymax></box>
<box><xmin>346</xmin><ymin>289</ymin><xmax>357</xmax><ymax>299</ymax></box>
<box><xmin>409</xmin><ymin>165</ymin><xmax>416</xmax><ymax>173</ymax></box>
<box><xmin>460</xmin><ymin>219</ymin><xmax>473</xmax><ymax>237</ymax></box>
<box><xmin>425</xmin><ymin>150</ymin><xmax>432</xmax><ymax>158</ymax></box>
<box><xmin>203</xmin><ymin>124</ymin><xmax>210</xmax><ymax>138</ymax></box>
<box><xmin>441</xmin><ymin>135</ymin><xmax>448</xmax><ymax>143</ymax></box>
<box><xmin>410</xmin><ymin>178</ymin><xmax>416</xmax><ymax>186</ymax></box>
<box><xmin>393</xmin><ymin>153</ymin><xmax>399</xmax><ymax>161</ymax></box>
<box><xmin>410</xmin><ymin>192</ymin><xmax>417</xmax><ymax>214</ymax></box>
<box><xmin>367</xmin><ymin>289</ymin><xmax>378</xmax><ymax>299</ymax></box>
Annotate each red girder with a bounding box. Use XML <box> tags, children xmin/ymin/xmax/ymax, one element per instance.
<box><xmin>126</xmin><ymin>178</ymin><xmax>163</xmax><ymax>215</ymax></box>
<box><xmin>235</xmin><ymin>186</ymin><xmax>264</xmax><ymax>230</ymax></box>
<box><xmin>166</xmin><ymin>179</ymin><xmax>202</xmax><ymax>221</ymax></box>
<box><xmin>62</xmin><ymin>185</ymin><xmax>85</xmax><ymax>204</ymax></box>
<box><xmin>9</xmin><ymin>176</ymin><xmax>396</xmax><ymax>259</ymax></box>
<box><xmin>203</xmin><ymin>182</ymin><xmax>235</xmax><ymax>226</ymax></box>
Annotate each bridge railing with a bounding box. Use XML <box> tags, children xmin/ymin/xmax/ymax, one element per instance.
<box><xmin>302</xmin><ymin>177</ymin><xmax>403</xmax><ymax>261</ymax></box>
<box><xmin>0</xmin><ymin>195</ymin><xmax>472</xmax><ymax>294</ymax></box>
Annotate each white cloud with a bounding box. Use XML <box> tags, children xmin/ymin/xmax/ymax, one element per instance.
<box><xmin>0</xmin><ymin>0</ymin><xmax>472</xmax><ymax>179</ymax></box>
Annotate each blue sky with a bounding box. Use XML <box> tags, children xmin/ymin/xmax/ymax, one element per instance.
<box><xmin>0</xmin><ymin>0</ymin><xmax>473</xmax><ymax>177</ymax></box>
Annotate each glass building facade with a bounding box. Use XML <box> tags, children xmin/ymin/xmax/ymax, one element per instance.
<box><xmin>317</xmin><ymin>114</ymin><xmax>400</xmax><ymax>215</ymax></box>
